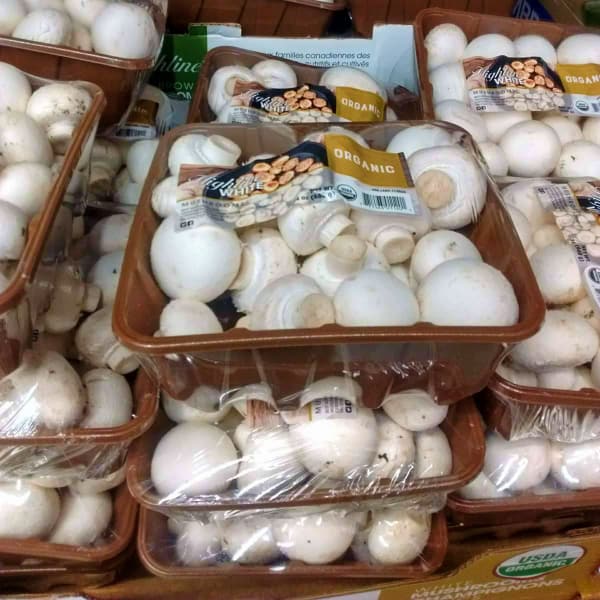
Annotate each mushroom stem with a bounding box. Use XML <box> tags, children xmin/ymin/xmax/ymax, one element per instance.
<box><xmin>326</xmin><ymin>235</ymin><xmax>367</xmax><ymax>278</ymax></box>
<box><xmin>415</xmin><ymin>170</ymin><xmax>455</xmax><ymax>209</ymax></box>
<box><xmin>318</xmin><ymin>213</ymin><xmax>355</xmax><ymax>247</ymax></box>
<box><xmin>373</xmin><ymin>226</ymin><xmax>415</xmax><ymax>264</ymax></box>
<box><xmin>294</xmin><ymin>293</ymin><xmax>335</xmax><ymax>329</ymax></box>
<box><xmin>230</xmin><ymin>247</ymin><xmax>255</xmax><ymax>291</ymax></box>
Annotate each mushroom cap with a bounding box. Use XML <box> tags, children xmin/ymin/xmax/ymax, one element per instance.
<box><xmin>158</xmin><ymin>298</ymin><xmax>223</xmax><ymax>336</ymax></box>
<box><xmin>272</xmin><ymin>509</ymin><xmax>356</xmax><ymax>564</ymax></box>
<box><xmin>87</xmin><ymin>249</ymin><xmax>124</xmax><ymax>306</ymax></box>
<box><xmin>505</xmin><ymin>205</ymin><xmax>532</xmax><ymax>250</ymax></box>
<box><xmin>415</xmin><ymin>427</ymin><xmax>452</xmax><ymax>478</ymax></box>
<box><xmin>371</xmin><ymin>415</ymin><xmax>416</xmax><ymax>480</ymax></box>
<box><xmin>551</xmin><ymin>439</ymin><xmax>600</xmax><ymax>490</ymax></box>
<box><xmin>554</xmin><ymin>140</ymin><xmax>600</xmax><ymax>178</ymax></box>
<box><xmin>91</xmin><ymin>2</ymin><xmax>159</xmax><ymax>59</ymax></box>
<box><xmin>69</xmin><ymin>463</ymin><xmax>127</xmax><ymax>495</ymax></box>
<box><xmin>434</xmin><ymin>100</ymin><xmax>487</xmax><ymax>143</ymax></box>
<box><xmin>319</xmin><ymin>66</ymin><xmax>386</xmax><ymax>101</ymax></box>
<box><xmin>64</xmin><ymin>0</ymin><xmax>107</xmax><ymax>28</ymax></box>
<box><xmin>417</xmin><ymin>258</ymin><xmax>519</xmax><ymax>327</ymax></box>
<box><xmin>0</xmin><ymin>61</ymin><xmax>32</xmax><ymax>112</ymax></box>
<box><xmin>501</xmin><ymin>179</ymin><xmax>554</xmax><ymax>230</ymax></box>
<box><xmin>0</xmin><ymin>162</ymin><xmax>53</xmax><ymax>218</ymax></box>
<box><xmin>482</xmin><ymin>111</ymin><xmax>532</xmax><ymax>144</ymax></box>
<box><xmin>126</xmin><ymin>139</ymin><xmax>159</xmax><ymax>184</ymax></box>
<box><xmin>530</xmin><ymin>244</ymin><xmax>585</xmax><ymax>305</ymax></box>
<box><xmin>583</xmin><ymin>118</ymin><xmax>600</xmax><ymax>146</ymax></box>
<box><xmin>514</xmin><ymin>34</ymin><xmax>558</xmax><ymax>68</ymax></box>
<box><xmin>80</xmin><ymin>368</ymin><xmax>132</xmax><ymax>428</ymax></box>
<box><xmin>367</xmin><ymin>509</ymin><xmax>431</xmax><ymax>565</ymax></box>
<box><xmin>478</xmin><ymin>142</ymin><xmax>508</xmax><ymax>177</ymax></box>
<box><xmin>49</xmin><ymin>491</ymin><xmax>113</xmax><ymax>546</ymax></box>
<box><xmin>0</xmin><ymin>111</ymin><xmax>53</xmax><ymax>166</ymax></box>
<box><xmin>289</xmin><ymin>405</ymin><xmax>377</xmax><ymax>479</ymax></box>
<box><xmin>511</xmin><ymin>310</ymin><xmax>599</xmax><ymax>372</ymax></box>
<box><xmin>0</xmin><ymin>481</ymin><xmax>60</xmax><ymax>539</ymax></box>
<box><xmin>208</xmin><ymin>65</ymin><xmax>259</xmax><ymax>116</ymax></box>
<box><xmin>151</xmin><ymin>422</ymin><xmax>239</xmax><ymax>497</ymax></box>
<box><xmin>459</xmin><ymin>470</ymin><xmax>508</xmax><ymax>500</ymax></box>
<box><xmin>0</xmin><ymin>200</ymin><xmax>27</xmax><ymax>260</ymax></box>
<box><xmin>424</xmin><ymin>23</ymin><xmax>467</xmax><ymax>70</ymax></box>
<box><xmin>382</xmin><ymin>389</ymin><xmax>448</xmax><ymax>432</ymax></box>
<box><xmin>162</xmin><ymin>386</ymin><xmax>230</xmax><ymax>424</ymax></box>
<box><xmin>540</xmin><ymin>116</ymin><xmax>583</xmax><ymax>146</ymax></box>
<box><xmin>251</xmin><ymin>59</ymin><xmax>297</xmax><ymax>89</ymax></box>
<box><xmin>0</xmin><ymin>1</ymin><xmax>27</xmax><ymax>37</ymax></box>
<box><xmin>13</xmin><ymin>9</ymin><xmax>72</xmax><ymax>45</ymax></box>
<box><xmin>334</xmin><ymin>270</ymin><xmax>419</xmax><ymax>327</ymax></box>
<box><xmin>463</xmin><ymin>33</ymin><xmax>516</xmax><ymax>59</ymax></box>
<box><xmin>222</xmin><ymin>517</ymin><xmax>280</xmax><ymax>565</ymax></box>
<box><xmin>175</xmin><ymin>520</ymin><xmax>222</xmax><ymax>566</ymax></box>
<box><xmin>484</xmin><ymin>433</ymin><xmax>551</xmax><ymax>492</ymax></box>
<box><xmin>385</xmin><ymin>124</ymin><xmax>454</xmax><ymax>158</ymax></box>
<box><xmin>87</xmin><ymin>213</ymin><xmax>133</xmax><ymax>255</ymax></box>
<box><xmin>429</xmin><ymin>61</ymin><xmax>469</xmax><ymax>105</ymax></box>
<box><xmin>151</xmin><ymin>215</ymin><xmax>242</xmax><ymax>302</ymax></box>
<box><xmin>557</xmin><ymin>34</ymin><xmax>600</xmax><ymax>65</ymax></box>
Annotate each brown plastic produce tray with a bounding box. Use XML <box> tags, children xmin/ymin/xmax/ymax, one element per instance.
<box><xmin>167</xmin><ymin>0</ymin><xmax>346</xmax><ymax>36</ymax></box>
<box><xmin>138</xmin><ymin>506</ymin><xmax>447</xmax><ymax>579</ymax></box>
<box><xmin>189</xmin><ymin>46</ymin><xmax>422</xmax><ymax>123</ymax></box>
<box><xmin>127</xmin><ymin>398</ymin><xmax>484</xmax><ymax>512</ymax></box>
<box><xmin>350</xmin><ymin>0</ymin><xmax>515</xmax><ymax>36</ymax></box>
<box><xmin>414</xmin><ymin>8</ymin><xmax>589</xmax><ymax>118</ymax></box>
<box><xmin>0</xmin><ymin>483</ymin><xmax>137</xmax><ymax>565</ymax></box>
<box><xmin>113</xmin><ymin>121</ymin><xmax>544</xmax><ymax>403</ymax></box>
<box><xmin>480</xmin><ymin>375</ymin><xmax>600</xmax><ymax>441</ymax></box>
<box><xmin>0</xmin><ymin>1</ymin><xmax>165</xmax><ymax>129</ymax></box>
<box><xmin>0</xmin><ymin>78</ymin><xmax>105</xmax><ymax>379</ymax></box>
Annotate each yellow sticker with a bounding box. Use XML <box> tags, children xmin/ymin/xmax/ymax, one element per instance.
<box><xmin>555</xmin><ymin>63</ymin><xmax>600</xmax><ymax>95</ymax></box>
<box><xmin>324</xmin><ymin>133</ymin><xmax>412</xmax><ymax>188</ymax></box>
<box><xmin>335</xmin><ymin>87</ymin><xmax>386</xmax><ymax>122</ymax></box>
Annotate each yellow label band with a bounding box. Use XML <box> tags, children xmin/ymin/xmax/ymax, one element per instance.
<box><xmin>324</xmin><ymin>133</ymin><xmax>411</xmax><ymax>188</ymax></box>
<box><xmin>335</xmin><ymin>86</ymin><xmax>386</xmax><ymax>122</ymax></box>
<box><xmin>555</xmin><ymin>63</ymin><xmax>600</xmax><ymax>95</ymax></box>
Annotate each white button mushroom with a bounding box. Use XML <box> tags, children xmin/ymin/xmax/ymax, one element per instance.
<box><xmin>367</xmin><ymin>509</ymin><xmax>430</xmax><ymax>565</ymax></box>
<box><xmin>371</xmin><ymin>414</ymin><xmax>415</xmax><ymax>480</ymax></box>
<box><xmin>113</xmin><ymin>169</ymin><xmax>142</xmax><ymax>206</ymax></box>
<box><xmin>86</xmin><ymin>213</ymin><xmax>133</xmax><ymax>256</ymax></box>
<box><xmin>0</xmin><ymin>0</ymin><xmax>26</xmax><ymax>36</ymax></box>
<box><xmin>64</xmin><ymin>0</ymin><xmax>106</xmax><ymax>28</ymax></box>
<box><xmin>157</xmin><ymin>299</ymin><xmax>222</xmax><ymax>338</ymax></box>
<box><xmin>514</xmin><ymin>34</ymin><xmax>558</xmax><ymax>68</ymax></box>
<box><xmin>434</xmin><ymin>100</ymin><xmax>488</xmax><ymax>143</ymax></box>
<box><xmin>478</xmin><ymin>142</ymin><xmax>509</xmax><ymax>177</ymax></box>
<box><xmin>74</xmin><ymin>307</ymin><xmax>139</xmax><ymax>374</ymax></box>
<box><xmin>582</xmin><ymin>118</ymin><xmax>600</xmax><ymax>146</ymax></box>
<box><xmin>0</xmin><ymin>111</ymin><xmax>53</xmax><ymax>166</ymax></box>
<box><xmin>540</xmin><ymin>116</ymin><xmax>583</xmax><ymax>146</ymax></box>
<box><xmin>69</xmin><ymin>464</ymin><xmax>127</xmax><ymax>495</ymax></box>
<box><xmin>499</xmin><ymin>121</ymin><xmax>561</xmax><ymax>177</ymax></box>
<box><xmin>91</xmin><ymin>2</ymin><xmax>159</xmax><ymax>60</ymax></box>
<box><xmin>537</xmin><ymin>367</ymin><xmax>577</xmax><ymax>390</ymax></box>
<box><xmin>555</xmin><ymin>140</ymin><xmax>600</xmax><ymax>178</ymax></box>
<box><xmin>505</xmin><ymin>205</ymin><xmax>533</xmax><ymax>251</ymax></box>
<box><xmin>70</xmin><ymin>22</ymin><xmax>92</xmax><ymax>51</ymax></box>
<box><xmin>334</xmin><ymin>270</ymin><xmax>419</xmax><ymax>327</ymax></box>
<box><xmin>251</xmin><ymin>59</ymin><xmax>297</xmax><ymax>89</ymax></box>
<box><xmin>175</xmin><ymin>520</ymin><xmax>222</xmax><ymax>566</ymax></box>
<box><xmin>483</xmin><ymin>111</ymin><xmax>532</xmax><ymax>144</ymax></box>
<box><xmin>496</xmin><ymin>362</ymin><xmax>538</xmax><ymax>387</ymax></box>
<box><xmin>484</xmin><ymin>433</ymin><xmax>551</xmax><ymax>492</ymax></box>
<box><xmin>511</xmin><ymin>310</ymin><xmax>599</xmax><ymax>372</ymax></box>
<box><xmin>501</xmin><ymin>179</ymin><xmax>554</xmax><ymax>230</ymax></box>
<box><xmin>162</xmin><ymin>386</ymin><xmax>230</xmax><ymax>424</ymax></box>
<box><xmin>272</xmin><ymin>509</ymin><xmax>356</xmax><ymax>564</ymax></box>
<box><xmin>126</xmin><ymin>139</ymin><xmax>159</xmax><ymax>184</ymax></box>
<box><xmin>424</xmin><ymin>23</ymin><xmax>467</xmax><ymax>71</ymax></box>
<box><xmin>151</xmin><ymin>175</ymin><xmax>191</xmax><ymax>218</ymax></box>
<box><xmin>0</xmin><ymin>200</ymin><xmax>27</xmax><ymax>260</ymax></box>
<box><xmin>417</xmin><ymin>258</ymin><xmax>519</xmax><ymax>326</ymax></box>
<box><xmin>231</xmin><ymin>227</ymin><xmax>297</xmax><ymax>313</ymax></box>
<box><xmin>557</xmin><ymin>34</ymin><xmax>600</xmax><ymax>65</ymax></box>
<box><xmin>530</xmin><ymin>244</ymin><xmax>585</xmax><ymax>305</ymax></box>
<box><xmin>551</xmin><ymin>439</ymin><xmax>600</xmax><ymax>490</ymax></box>
<box><xmin>463</xmin><ymin>34</ymin><xmax>516</xmax><ymax>59</ymax></box>
<box><xmin>459</xmin><ymin>470</ymin><xmax>509</xmax><ymax>500</ymax></box>
<box><xmin>319</xmin><ymin>67</ymin><xmax>386</xmax><ymax>100</ymax></box>
<box><xmin>0</xmin><ymin>62</ymin><xmax>31</xmax><ymax>113</ymax></box>
<box><xmin>80</xmin><ymin>368</ymin><xmax>132</xmax><ymax>428</ymax></box>
<box><xmin>0</xmin><ymin>162</ymin><xmax>53</xmax><ymax>218</ymax></box>
<box><xmin>151</xmin><ymin>422</ymin><xmax>239</xmax><ymax>497</ymax></box>
<box><xmin>415</xmin><ymin>427</ymin><xmax>452</xmax><ymax>478</ymax></box>
<box><xmin>429</xmin><ymin>61</ymin><xmax>469</xmax><ymax>107</ymax></box>
<box><xmin>569</xmin><ymin>297</ymin><xmax>600</xmax><ymax>334</ymax></box>
<box><xmin>207</xmin><ymin>66</ymin><xmax>261</xmax><ymax>116</ymax></box>
<box><xmin>0</xmin><ymin>481</ymin><xmax>60</xmax><ymax>539</ymax></box>
<box><xmin>150</xmin><ymin>214</ymin><xmax>242</xmax><ymax>302</ymax></box>
<box><xmin>249</xmin><ymin>274</ymin><xmax>335</xmax><ymax>330</ymax></box>
<box><xmin>222</xmin><ymin>516</ymin><xmax>280</xmax><ymax>565</ymax></box>
<box><xmin>408</xmin><ymin>145</ymin><xmax>487</xmax><ymax>229</ymax></box>
<box><xmin>13</xmin><ymin>9</ymin><xmax>72</xmax><ymax>46</ymax></box>
<box><xmin>49</xmin><ymin>491</ymin><xmax>112</xmax><ymax>546</ymax></box>
<box><xmin>409</xmin><ymin>230</ymin><xmax>482</xmax><ymax>284</ymax></box>
<box><xmin>382</xmin><ymin>389</ymin><xmax>448</xmax><ymax>432</ymax></box>
<box><xmin>531</xmin><ymin>224</ymin><xmax>564</xmax><ymax>251</ymax></box>
<box><xmin>385</xmin><ymin>124</ymin><xmax>454</xmax><ymax>158</ymax></box>
<box><xmin>87</xmin><ymin>250</ymin><xmax>124</xmax><ymax>307</ymax></box>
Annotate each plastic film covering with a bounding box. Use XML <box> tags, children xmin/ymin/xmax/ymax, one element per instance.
<box><xmin>113</xmin><ymin>121</ymin><xmax>544</xmax><ymax>405</ymax></box>
<box><xmin>0</xmin><ymin>2</ymin><xmax>166</xmax><ymax>130</ymax></box>
<box><xmin>190</xmin><ymin>46</ymin><xmax>421</xmax><ymax>124</ymax></box>
<box><xmin>138</xmin><ymin>494</ymin><xmax>447</xmax><ymax>578</ymax></box>
<box><xmin>0</xmin><ymin>370</ymin><xmax>157</xmax><ymax>483</ymax></box>
<box><xmin>0</xmin><ymin>482</ymin><xmax>137</xmax><ymax>564</ymax></box>
<box><xmin>127</xmin><ymin>380</ymin><xmax>483</xmax><ymax>511</ymax></box>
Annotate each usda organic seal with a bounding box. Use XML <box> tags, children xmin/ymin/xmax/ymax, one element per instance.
<box><xmin>495</xmin><ymin>545</ymin><xmax>585</xmax><ymax>579</ymax></box>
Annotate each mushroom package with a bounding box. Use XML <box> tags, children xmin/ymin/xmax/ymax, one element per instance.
<box><xmin>146</xmin><ymin>125</ymin><xmax>521</xmax><ymax>336</ymax></box>
<box><xmin>147</xmin><ymin>377</ymin><xmax>454</xmax><ymax>505</ymax></box>
<box><xmin>158</xmin><ymin>496</ymin><xmax>442</xmax><ymax>571</ymax></box>
<box><xmin>207</xmin><ymin>58</ymin><xmax>390</xmax><ymax>124</ymax></box>
<box><xmin>422</xmin><ymin>22</ymin><xmax>600</xmax><ymax>178</ymax></box>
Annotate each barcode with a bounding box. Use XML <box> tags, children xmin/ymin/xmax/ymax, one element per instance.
<box><xmin>362</xmin><ymin>193</ymin><xmax>409</xmax><ymax>212</ymax></box>
<box><xmin>115</xmin><ymin>126</ymin><xmax>156</xmax><ymax>140</ymax></box>
<box><xmin>593</xmin><ymin>102</ymin><xmax>600</xmax><ymax>113</ymax></box>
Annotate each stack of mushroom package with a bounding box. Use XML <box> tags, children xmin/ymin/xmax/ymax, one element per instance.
<box><xmin>417</xmin><ymin>9</ymin><xmax>600</xmax><ymax>530</ymax></box>
<box><xmin>0</xmin><ymin>85</ymin><xmax>160</xmax><ymax>568</ymax></box>
<box><xmin>112</xmin><ymin>105</ymin><xmax>546</xmax><ymax>575</ymax></box>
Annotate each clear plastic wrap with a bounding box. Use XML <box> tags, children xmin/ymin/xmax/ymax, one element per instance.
<box><xmin>114</xmin><ymin>121</ymin><xmax>544</xmax><ymax>405</ymax></box>
<box><xmin>0</xmin><ymin>482</ymin><xmax>136</xmax><ymax>564</ymax></box>
<box><xmin>127</xmin><ymin>381</ymin><xmax>483</xmax><ymax>511</ymax></box>
<box><xmin>190</xmin><ymin>46</ymin><xmax>420</xmax><ymax>124</ymax></box>
<box><xmin>138</xmin><ymin>494</ymin><xmax>448</xmax><ymax>578</ymax></box>
<box><xmin>0</xmin><ymin>370</ymin><xmax>157</xmax><ymax>483</ymax></box>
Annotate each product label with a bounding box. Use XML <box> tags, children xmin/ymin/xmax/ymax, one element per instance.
<box><xmin>114</xmin><ymin>99</ymin><xmax>161</xmax><ymax>140</ymax></box>
<box><xmin>495</xmin><ymin>545</ymin><xmax>585</xmax><ymax>579</ymax></box>
<box><xmin>219</xmin><ymin>80</ymin><xmax>386</xmax><ymax>124</ymax></box>
<box><xmin>536</xmin><ymin>181</ymin><xmax>600</xmax><ymax>309</ymax></box>
<box><xmin>280</xmin><ymin>397</ymin><xmax>358</xmax><ymax>425</ymax></box>
<box><xmin>465</xmin><ymin>55</ymin><xmax>600</xmax><ymax>115</ymax></box>
<box><xmin>175</xmin><ymin>133</ymin><xmax>418</xmax><ymax>231</ymax></box>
